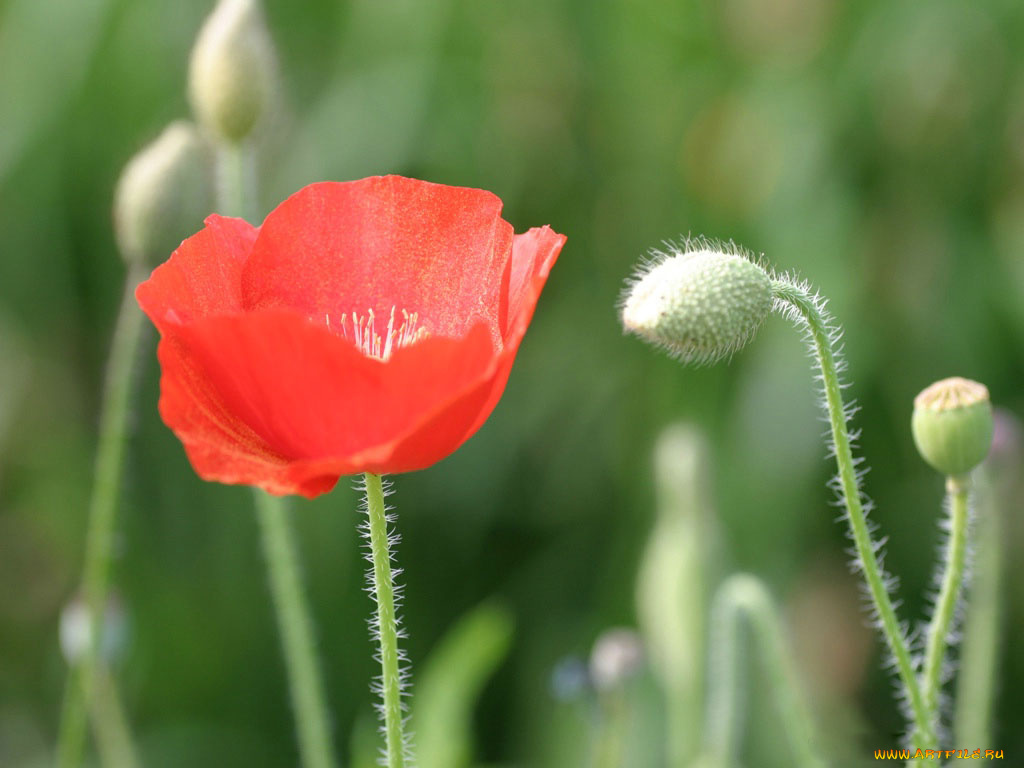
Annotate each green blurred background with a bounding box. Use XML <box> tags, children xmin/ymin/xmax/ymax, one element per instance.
<box><xmin>1</xmin><ymin>0</ymin><xmax>1022</xmax><ymax>765</ymax></box>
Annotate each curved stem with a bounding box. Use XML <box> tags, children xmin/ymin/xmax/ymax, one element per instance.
<box><xmin>770</xmin><ymin>279</ymin><xmax>935</xmax><ymax>751</ymax></box>
<box><xmin>56</xmin><ymin>266</ymin><xmax>147</xmax><ymax>768</ymax></box>
<box><xmin>255</xmin><ymin>492</ymin><xmax>338</xmax><ymax>768</ymax></box>
<box><xmin>703</xmin><ymin>574</ymin><xmax>824</xmax><ymax>768</ymax></box>
<box><xmin>363</xmin><ymin>472</ymin><xmax>407</xmax><ymax>768</ymax></box>
<box><xmin>922</xmin><ymin>476</ymin><xmax>970</xmax><ymax>734</ymax></box>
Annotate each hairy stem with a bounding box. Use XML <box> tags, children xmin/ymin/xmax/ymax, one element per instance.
<box><xmin>363</xmin><ymin>472</ymin><xmax>407</xmax><ymax>768</ymax></box>
<box><xmin>702</xmin><ymin>574</ymin><xmax>824</xmax><ymax>768</ymax></box>
<box><xmin>55</xmin><ymin>266</ymin><xmax>147</xmax><ymax>768</ymax></box>
<box><xmin>921</xmin><ymin>476</ymin><xmax>970</xmax><ymax>739</ymax></box>
<box><xmin>256</xmin><ymin>492</ymin><xmax>338</xmax><ymax>768</ymax></box>
<box><xmin>770</xmin><ymin>279</ymin><xmax>935</xmax><ymax>751</ymax></box>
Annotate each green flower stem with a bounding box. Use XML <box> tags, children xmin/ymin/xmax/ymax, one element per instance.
<box><xmin>770</xmin><ymin>279</ymin><xmax>935</xmax><ymax>751</ymax></box>
<box><xmin>218</xmin><ymin>141</ymin><xmax>258</xmax><ymax>223</ymax></box>
<box><xmin>594</xmin><ymin>691</ymin><xmax>628</xmax><ymax>768</ymax></box>
<box><xmin>702</xmin><ymin>574</ymin><xmax>824</xmax><ymax>768</ymax></box>
<box><xmin>216</xmin><ymin>141</ymin><xmax>338</xmax><ymax>768</ymax></box>
<box><xmin>954</xmin><ymin>473</ymin><xmax>1001</xmax><ymax>749</ymax></box>
<box><xmin>56</xmin><ymin>266</ymin><xmax>147</xmax><ymax>768</ymax></box>
<box><xmin>921</xmin><ymin>476</ymin><xmax>970</xmax><ymax>734</ymax></box>
<box><xmin>363</xmin><ymin>472</ymin><xmax>407</xmax><ymax>768</ymax></box>
<box><xmin>255</xmin><ymin>492</ymin><xmax>339</xmax><ymax>768</ymax></box>
<box><xmin>90</xmin><ymin>665</ymin><xmax>141</xmax><ymax>768</ymax></box>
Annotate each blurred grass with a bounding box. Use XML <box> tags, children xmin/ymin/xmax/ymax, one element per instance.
<box><xmin>1</xmin><ymin>0</ymin><xmax>1023</xmax><ymax>765</ymax></box>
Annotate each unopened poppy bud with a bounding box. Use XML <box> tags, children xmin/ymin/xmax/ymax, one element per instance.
<box><xmin>188</xmin><ymin>0</ymin><xmax>276</xmax><ymax>144</ymax></box>
<box><xmin>912</xmin><ymin>377</ymin><xmax>994</xmax><ymax>477</ymax></box>
<box><xmin>621</xmin><ymin>243</ymin><xmax>773</xmax><ymax>364</ymax></box>
<box><xmin>114</xmin><ymin>121</ymin><xmax>212</xmax><ymax>266</ymax></box>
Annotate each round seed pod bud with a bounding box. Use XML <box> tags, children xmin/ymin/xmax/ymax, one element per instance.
<box><xmin>113</xmin><ymin>121</ymin><xmax>213</xmax><ymax>266</ymax></box>
<box><xmin>188</xmin><ymin>0</ymin><xmax>276</xmax><ymax>144</ymax></box>
<box><xmin>621</xmin><ymin>242</ymin><xmax>773</xmax><ymax>364</ymax></box>
<box><xmin>911</xmin><ymin>377</ymin><xmax>994</xmax><ymax>477</ymax></box>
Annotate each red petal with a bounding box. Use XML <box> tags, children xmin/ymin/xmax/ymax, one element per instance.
<box><xmin>346</xmin><ymin>225</ymin><xmax>568</xmax><ymax>474</ymax></box>
<box><xmin>156</xmin><ymin>334</ymin><xmax>309</xmax><ymax>496</ymax></box>
<box><xmin>157</xmin><ymin>309</ymin><xmax>496</xmax><ymax>497</ymax></box>
<box><xmin>502</xmin><ymin>226</ymin><xmax>566</xmax><ymax>343</ymax></box>
<box><xmin>240</xmin><ymin>177</ymin><xmax>514</xmax><ymax>345</ymax></box>
<box><xmin>460</xmin><ymin>225</ymin><xmax>566</xmax><ymax>435</ymax></box>
<box><xmin>136</xmin><ymin>215</ymin><xmax>257</xmax><ymax>332</ymax></box>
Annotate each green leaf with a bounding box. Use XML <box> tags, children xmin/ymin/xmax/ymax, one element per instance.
<box><xmin>412</xmin><ymin>602</ymin><xmax>515</xmax><ymax>768</ymax></box>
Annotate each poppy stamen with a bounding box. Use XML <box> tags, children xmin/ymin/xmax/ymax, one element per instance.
<box><xmin>329</xmin><ymin>307</ymin><xmax>427</xmax><ymax>360</ymax></box>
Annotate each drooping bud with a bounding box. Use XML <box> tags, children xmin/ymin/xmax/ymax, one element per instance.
<box><xmin>911</xmin><ymin>376</ymin><xmax>994</xmax><ymax>477</ymax></box>
<box><xmin>188</xmin><ymin>0</ymin><xmax>276</xmax><ymax>144</ymax></box>
<box><xmin>113</xmin><ymin>121</ymin><xmax>212</xmax><ymax>265</ymax></box>
<box><xmin>621</xmin><ymin>242</ymin><xmax>773</xmax><ymax>364</ymax></box>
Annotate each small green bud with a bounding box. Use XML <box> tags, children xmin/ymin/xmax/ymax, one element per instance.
<box><xmin>113</xmin><ymin>121</ymin><xmax>212</xmax><ymax>265</ymax></box>
<box><xmin>911</xmin><ymin>376</ymin><xmax>994</xmax><ymax>477</ymax></box>
<box><xmin>621</xmin><ymin>242</ymin><xmax>773</xmax><ymax>364</ymax></box>
<box><xmin>188</xmin><ymin>0</ymin><xmax>276</xmax><ymax>144</ymax></box>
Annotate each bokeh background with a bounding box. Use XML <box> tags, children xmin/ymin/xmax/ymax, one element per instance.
<box><xmin>1</xmin><ymin>0</ymin><xmax>1022</xmax><ymax>765</ymax></box>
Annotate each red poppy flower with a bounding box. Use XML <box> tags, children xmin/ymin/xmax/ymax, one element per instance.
<box><xmin>136</xmin><ymin>175</ymin><xmax>565</xmax><ymax>498</ymax></box>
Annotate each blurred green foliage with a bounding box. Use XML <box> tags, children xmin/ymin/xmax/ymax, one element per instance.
<box><xmin>1</xmin><ymin>0</ymin><xmax>1023</xmax><ymax>765</ymax></box>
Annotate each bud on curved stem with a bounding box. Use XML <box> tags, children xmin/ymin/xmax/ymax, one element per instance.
<box><xmin>619</xmin><ymin>239</ymin><xmax>939</xmax><ymax>750</ymax></box>
<box><xmin>620</xmin><ymin>241</ymin><xmax>772</xmax><ymax>364</ymax></box>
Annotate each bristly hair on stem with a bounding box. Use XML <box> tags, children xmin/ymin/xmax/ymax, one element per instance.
<box><xmin>769</xmin><ymin>274</ymin><xmax>934</xmax><ymax>750</ymax></box>
<box><xmin>618</xmin><ymin>238</ymin><xmax>938</xmax><ymax>750</ymax></box>
<box><xmin>918</xmin><ymin>480</ymin><xmax>974</xmax><ymax>745</ymax></box>
<box><xmin>357</xmin><ymin>474</ymin><xmax>414</xmax><ymax>767</ymax></box>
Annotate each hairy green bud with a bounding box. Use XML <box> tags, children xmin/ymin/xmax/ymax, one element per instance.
<box><xmin>621</xmin><ymin>243</ymin><xmax>773</xmax><ymax>364</ymax></box>
<box><xmin>113</xmin><ymin>121</ymin><xmax>212</xmax><ymax>265</ymax></box>
<box><xmin>912</xmin><ymin>376</ymin><xmax>994</xmax><ymax>477</ymax></box>
<box><xmin>188</xmin><ymin>0</ymin><xmax>276</xmax><ymax>144</ymax></box>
